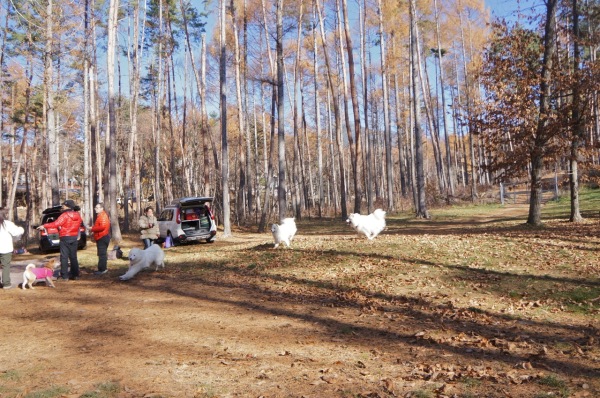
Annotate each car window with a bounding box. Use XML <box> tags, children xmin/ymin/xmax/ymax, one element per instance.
<box><xmin>158</xmin><ymin>209</ymin><xmax>173</xmax><ymax>221</ymax></box>
<box><xmin>43</xmin><ymin>214</ymin><xmax>59</xmax><ymax>223</ymax></box>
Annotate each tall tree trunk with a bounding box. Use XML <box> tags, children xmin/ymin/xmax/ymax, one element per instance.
<box><xmin>201</xmin><ymin>33</ymin><xmax>213</xmax><ymax>196</ymax></box>
<box><xmin>569</xmin><ymin>0</ymin><xmax>583</xmax><ymax>222</ymax></box>
<box><xmin>0</xmin><ymin>0</ymin><xmax>11</xmax><ymax>208</ymax></box>
<box><xmin>313</xmin><ymin>3</ymin><xmax>324</xmax><ymax>218</ymax></box>
<box><xmin>341</xmin><ymin>0</ymin><xmax>362</xmax><ymax>213</ymax></box>
<box><xmin>231</xmin><ymin>0</ymin><xmax>247</xmax><ymax>222</ymax></box>
<box><xmin>127</xmin><ymin>0</ymin><xmax>145</xmax><ymax>224</ymax></box>
<box><xmin>243</xmin><ymin>0</ymin><xmax>253</xmax><ymax>219</ymax></box>
<box><xmin>154</xmin><ymin>0</ymin><xmax>164</xmax><ymax>212</ymax></box>
<box><xmin>316</xmin><ymin>0</ymin><xmax>347</xmax><ymax>220</ymax></box>
<box><xmin>258</xmin><ymin>85</ymin><xmax>277</xmax><ymax>233</ymax></box>
<box><xmin>45</xmin><ymin>0</ymin><xmax>59</xmax><ymax>205</ymax></box>
<box><xmin>433</xmin><ymin>0</ymin><xmax>455</xmax><ymax>198</ymax></box>
<box><xmin>359</xmin><ymin>0</ymin><xmax>372</xmax><ymax>212</ymax></box>
<box><xmin>83</xmin><ymin>0</ymin><xmax>92</xmax><ymax>226</ymax></box>
<box><xmin>413</xmin><ymin>24</ymin><xmax>445</xmax><ymax>194</ymax></box>
<box><xmin>393</xmin><ymin>67</ymin><xmax>408</xmax><ymax>198</ymax></box>
<box><xmin>257</xmin><ymin>6</ymin><xmax>277</xmax><ymax>232</ymax></box>
<box><xmin>377</xmin><ymin>0</ymin><xmax>394</xmax><ymax>211</ymax></box>
<box><xmin>410</xmin><ymin>0</ymin><xmax>429</xmax><ymax>218</ymax></box>
<box><xmin>220</xmin><ymin>0</ymin><xmax>231</xmax><ymax>235</ymax></box>
<box><xmin>276</xmin><ymin>0</ymin><xmax>287</xmax><ymax>221</ymax></box>
<box><xmin>334</xmin><ymin>0</ymin><xmax>353</xmax><ymax>215</ymax></box>
<box><xmin>527</xmin><ymin>0</ymin><xmax>558</xmax><ymax>226</ymax></box>
<box><xmin>457</xmin><ymin>3</ymin><xmax>477</xmax><ymax>201</ymax></box>
<box><xmin>107</xmin><ymin>0</ymin><xmax>121</xmax><ymax>241</ymax></box>
<box><xmin>8</xmin><ymin>55</ymin><xmax>33</xmax><ymax>214</ymax></box>
<box><xmin>292</xmin><ymin>0</ymin><xmax>304</xmax><ymax>219</ymax></box>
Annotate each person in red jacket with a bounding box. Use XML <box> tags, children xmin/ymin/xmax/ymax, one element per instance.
<box><xmin>38</xmin><ymin>200</ymin><xmax>83</xmax><ymax>281</ymax></box>
<box><xmin>89</xmin><ymin>202</ymin><xmax>111</xmax><ymax>275</ymax></box>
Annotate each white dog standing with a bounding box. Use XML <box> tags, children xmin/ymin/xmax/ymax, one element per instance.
<box><xmin>120</xmin><ymin>244</ymin><xmax>166</xmax><ymax>281</ymax></box>
<box><xmin>346</xmin><ymin>208</ymin><xmax>386</xmax><ymax>240</ymax></box>
<box><xmin>271</xmin><ymin>218</ymin><xmax>297</xmax><ymax>248</ymax></box>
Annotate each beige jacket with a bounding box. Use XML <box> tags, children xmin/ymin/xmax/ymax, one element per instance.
<box><xmin>139</xmin><ymin>215</ymin><xmax>159</xmax><ymax>240</ymax></box>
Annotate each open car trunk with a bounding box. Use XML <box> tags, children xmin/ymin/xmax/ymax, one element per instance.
<box><xmin>173</xmin><ymin>197</ymin><xmax>216</xmax><ymax>244</ymax></box>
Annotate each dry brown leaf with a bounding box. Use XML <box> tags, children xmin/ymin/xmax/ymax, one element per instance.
<box><xmin>321</xmin><ymin>374</ymin><xmax>337</xmax><ymax>384</ymax></box>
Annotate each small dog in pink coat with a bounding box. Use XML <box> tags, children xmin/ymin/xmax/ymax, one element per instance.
<box><xmin>22</xmin><ymin>259</ymin><xmax>57</xmax><ymax>289</ymax></box>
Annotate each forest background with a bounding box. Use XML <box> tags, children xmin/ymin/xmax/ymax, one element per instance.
<box><xmin>0</xmin><ymin>0</ymin><xmax>599</xmax><ymax>244</ymax></box>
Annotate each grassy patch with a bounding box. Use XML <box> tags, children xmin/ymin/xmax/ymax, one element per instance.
<box><xmin>537</xmin><ymin>374</ymin><xmax>570</xmax><ymax>397</ymax></box>
<box><xmin>543</xmin><ymin>188</ymin><xmax>600</xmax><ymax>219</ymax></box>
<box><xmin>24</xmin><ymin>386</ymin><xmax>70</xmax><ymax>398</ymax></box>
<box><xmin>79</xmin><ymin>382</ymin><xmax>121</xmax><ymax>398</ymax></box>
<box><xmin>0</xmin><ymin>370</ymin><xmax>21</xmax><ymax>382</ymax></box>
<box><xmin>194</xmin><ymin>384</ymin><xmax>219</xmax><ymax>398</ymax></box>
<box><xmin>408</xmin><ymin>390</ymin><xmax>433</xmax><ymax>398</ymax></box>
<box><xmin>463</xmin><ymin>376</ymin><xmax>482</xmax><ymax>389</ymax></box>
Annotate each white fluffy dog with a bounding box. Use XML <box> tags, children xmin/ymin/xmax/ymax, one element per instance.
<box><xmin>346</xmin><ymin>208</ymin><xmax>386</xmax><ymax>240</ymax></box>
<box><xmin>271</xmin><ymin>218</ymin><xmax>297</xmax><ymax>248</ymax></box>
<box><xmin>119</xmin><ymin>244</ymin><xmax>166</xmax><ymax>281</ymax></box>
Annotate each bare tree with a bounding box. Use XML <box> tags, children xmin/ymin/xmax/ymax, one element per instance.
<box><xmin>312</xmin><ymin>2</ymin><xmax>324</xmax><ymax>217</ymax></box>
<box><xmin>107</xmin><ymin>0</ymin><xmax>122</xmax><ymax>241</ymax></box>
<box><xmin>433</xmin><ymin>0</ymin><xmax>455</xmax><ymax>199</ymax></box>
<box><xmin>220</xmin><ymin>0</ymin><xmax>231</xmax><ymax>236</ymax></box>
<box><xmin>276</xmin><ymin>0</ymin><xmax>286</xmax><ymax>221</ymax></box>
<box><xmin>377</xmin><ymin>0</ymin><xmax>393</xmax><ymax>211</ymax></box>
<box><xmin>527</xmin><ymin>0</ymin><xmax>558</xmax><ymax>226</ymax></box>
<box><xmin>231</xmin><ymin>0</ymin><xmax>247</xmax><ymax>222</ymax></box>
<box><xmin>569</xmin><ymin>0</ymin><xmax>583</xmax><ymax>222</ymax></box>
<box><xmin>315</xmin><ymin>0</ymin><xmax>348</xmax><ymax>220</ymax></box>
<box><xmin>45</xmin><ymin>0</ymin><xmax>59</xmax><ymax>205</ymax></box>
<box><xmin>341</xmin><ymin>0</ymin><xmax>362</xmax><ymax>213</ymax></box>
<box><xmin>409</xmin><ymin>0</ymin><xmax>428</xmax><ymax>218</ymax></box>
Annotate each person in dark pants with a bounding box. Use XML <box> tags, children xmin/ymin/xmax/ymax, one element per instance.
<box><xmin>38</xmin><ymin>200</ymin><xmax>82</xmax><ymax>280</ymax></box>
<box><xmin>89</xmin><ymin>203</ymin><xmax>111</xmax><ymax>275</ymax></box>
<box><xmin>0</xmin><ymin>207</ymin><xmax>25</xmax><ymax>289</ymax></box>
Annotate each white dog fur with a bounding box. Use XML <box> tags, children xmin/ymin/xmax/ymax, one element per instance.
<box><xmin>120</xmin><ymin>244</ymin><xmax>166</xmax><ymax>281</ymax></box>
<box><xmin>346</xmin><ymin>208</ymin><xmax>386</xmax><ymax>240</ymax></box>
<box><xmin>271</xmin><ymin>218</ymin><xmax>297</xmax><ymax>248</ymax></box>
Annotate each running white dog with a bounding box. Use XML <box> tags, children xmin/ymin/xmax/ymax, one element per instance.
<box><xmin>119</xmin><ymin>244</ymin><xmax>166</xmax><ymax>281</ymax></box>
<box><xmin>346</xmin><ymin>209</ymin><xmax>386</xmax><ymax>240</ymax></box>
<box><xmin>271</xmin><ymin>218</ymin><xmax>297</xmax><ymax>248</ymax></box>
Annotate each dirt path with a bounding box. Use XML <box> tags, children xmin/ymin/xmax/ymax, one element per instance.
<box><xmin>1</xmin><ymin>204</ymin><xmax>598</xmax><ymax>398</ymax></box>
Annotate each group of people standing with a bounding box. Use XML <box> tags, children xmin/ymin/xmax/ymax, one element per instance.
<box><xmin>0</xmin><ymin>201</ymin><xmax>160</xmax><ymax>289</ymax></box>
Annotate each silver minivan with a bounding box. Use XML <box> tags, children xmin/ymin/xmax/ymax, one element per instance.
<box><xmin>157</xmin><ymin>197</ymin><xmax>216</xmax><ymax>246</ymax></box>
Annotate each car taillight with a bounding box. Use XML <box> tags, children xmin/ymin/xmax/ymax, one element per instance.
<box><xmin>176</xmin><ymin>208</ymin><xmax>181</xmax><ymax>224</ymax></box>
<box><xmin>39</xmin><ymin>230</ymin><xmax>48</xmax><ymax>237</ymax></box>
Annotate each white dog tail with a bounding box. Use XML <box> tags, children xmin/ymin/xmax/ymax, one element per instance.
<box><xmin>373</xmin><ymin>209</ymin><xmax>386</xmax><ymax>220</ymax></box>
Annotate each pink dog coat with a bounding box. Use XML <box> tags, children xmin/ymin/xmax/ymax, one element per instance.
<box><xmin>30</xmin><ymin>267</ymin><xmax>54</xmax><ymax>279</ymax></box>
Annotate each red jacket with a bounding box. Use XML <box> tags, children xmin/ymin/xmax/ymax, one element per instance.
<box><xmin>43</xmin><ymin>210</ymin><xmax>82</xmax><ymax>238</ymax></box>
<box><xmin>90</xmin><ymin>210</ymin><xmax>110</xmax><ymax>240</ymax></box>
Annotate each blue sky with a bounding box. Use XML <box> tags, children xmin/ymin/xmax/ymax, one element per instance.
<box><xmin>485</xmin><ymin>0</ymin><xmax>542</xmax><ymax>20</ymax></box>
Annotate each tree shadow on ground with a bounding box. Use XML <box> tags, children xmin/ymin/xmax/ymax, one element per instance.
<box><xmin>118</xmin><ymin>267</ymin><xmax>600</xmax><ymax>381</ymax></box>
<box><xmin>149</xmin><ymin>247</ymin><xmax>600</xmax><ymax>381</ymax></box>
